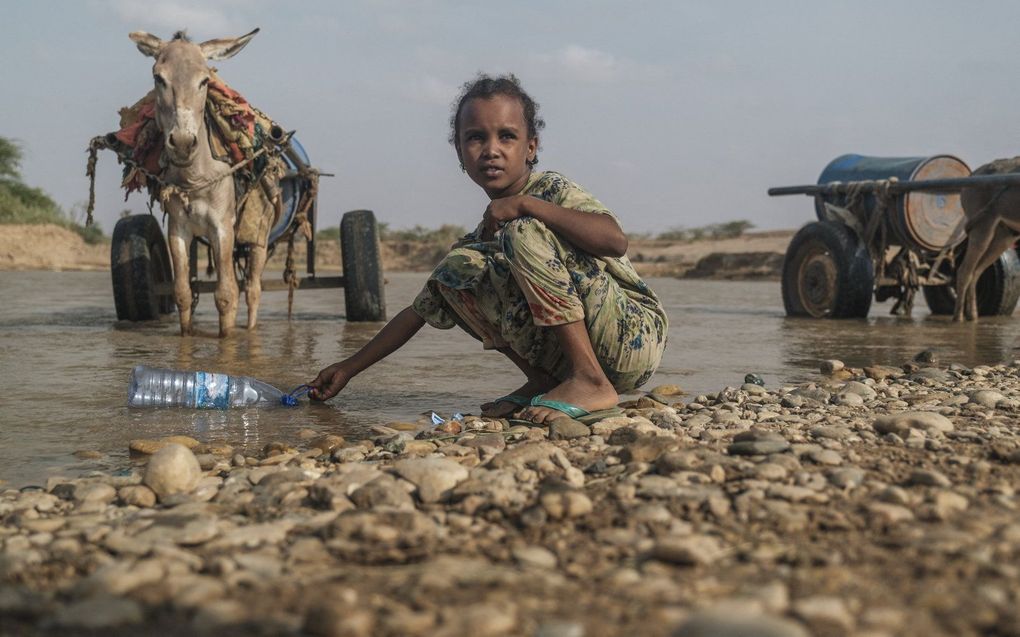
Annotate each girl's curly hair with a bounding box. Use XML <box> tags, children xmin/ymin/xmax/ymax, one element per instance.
<box><xmin>449</xmin><ymin>73</ymin><xmax>545</xmax><ymax>168</ymax></box>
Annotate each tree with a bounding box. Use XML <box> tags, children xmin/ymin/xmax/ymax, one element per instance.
<box><xmin>0</xmin><ymin>137</ymin><xmax>23</xmax><ymax>181</ymax></box>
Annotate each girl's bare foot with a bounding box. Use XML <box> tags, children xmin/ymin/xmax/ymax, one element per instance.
<box><xmin>519</xmin><ymin>372</ymin><xmax>618</xmax><ymax>424</ymax></box>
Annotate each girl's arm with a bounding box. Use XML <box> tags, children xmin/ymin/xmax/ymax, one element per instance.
<box><xmin>485</xmin><ymin>195</ymin><xmax>628</xmax><ymax>257</ymax></box>
<box><xmin>308</xmin><ymin>305</ymin><xmax>427</xmax><ymax>401</ymax></box>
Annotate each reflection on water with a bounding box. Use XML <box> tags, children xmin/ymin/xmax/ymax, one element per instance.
<box><xmin>1</xmin><ymin>270</ymin><xmax>1018</xmax><ymax>487</ymax></box>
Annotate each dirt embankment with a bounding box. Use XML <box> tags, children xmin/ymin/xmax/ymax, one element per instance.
<box><xmin>0</xmin><ymin>224</ymin><xmax>795</xmax><ymax>279</ymax></box>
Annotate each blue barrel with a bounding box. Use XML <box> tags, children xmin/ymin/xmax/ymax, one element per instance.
<box><xmin>815</xmin><ymin>154</ymin><xmax>970</xmax><ymax>252</ymax></box>
<box><xmin>267</xmin><ymin>136</ymin><xmax>311</xmax><ymax>247</ymax></box>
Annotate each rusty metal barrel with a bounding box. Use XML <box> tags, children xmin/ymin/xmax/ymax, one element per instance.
<box><xmin>814</xmin><ymin>154</ymin><xmax>971</xmax><ymax>252</ymax></box>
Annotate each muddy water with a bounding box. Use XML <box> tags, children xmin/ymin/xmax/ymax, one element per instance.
<box><xmin>2</xmin><ymin>270</ymin><xmax>1019</xmax><ymax>487</ymax></box>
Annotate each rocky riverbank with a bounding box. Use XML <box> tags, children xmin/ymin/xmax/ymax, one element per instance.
<box><xmin>3</xmin><ymin>356</ymin><xmax>1020</xmax><ymax>636</ymax></box>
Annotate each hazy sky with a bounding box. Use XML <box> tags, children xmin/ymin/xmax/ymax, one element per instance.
<box><xmin>4</xmin><ymin>0</ymin><xmax>1020</xmax><ymax>236</ymax></box>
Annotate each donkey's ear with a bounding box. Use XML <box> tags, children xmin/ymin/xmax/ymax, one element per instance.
<box><xmin>199</xmin><ymin>28</ymin><xmax>260</xmax><ymax>61</ymax></box>
<box><xmin>129</xmin><ymin>31</ymin><xmax>165</xmax><ymax>58</ymax></box>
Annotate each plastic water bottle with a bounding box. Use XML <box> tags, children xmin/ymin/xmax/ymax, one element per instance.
<box><xmin>127</xmin><ymin>365</ymin><xmax>294</xmax><ymax>409</ymax></box>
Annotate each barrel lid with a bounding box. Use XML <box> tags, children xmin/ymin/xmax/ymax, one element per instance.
<box><xmin>902</xmin><ymin>155</ymin><xmax>970</xmax><ymax>252</ymax></box>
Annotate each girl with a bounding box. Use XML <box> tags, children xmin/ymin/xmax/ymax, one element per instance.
<box><xmin>309</xmin><ymin>74</ymin><xmax>667</xmax><ymax>424</ymax></box>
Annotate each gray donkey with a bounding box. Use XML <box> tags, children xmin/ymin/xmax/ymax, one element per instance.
<box><xmin>129</xmin><ymin>28</ymin><xmax>265</xmax><ymax>337</ymax></box>
<box><xmin>954</xmin><ymin>157</ymin><xmax>1020</xmax><ymax>321</ymax></box>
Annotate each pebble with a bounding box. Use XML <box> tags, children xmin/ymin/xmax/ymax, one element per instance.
<box><xmin>142</xmin><ymin>444</ymin><xmax>202</xmax><ymax>500</ymax></box>
<box><xmin>391</xmin><ymin>457</ymin><xmax>469</xmax><ymax>503</ymax></box>
<box><xmin>792</xmin><ymin>596</ymin><xmax>854</xmax><ymax>634</ymax></box>
<box><xmin>674</xmin><ymin>610</ymin><xmax>809</xmax><ymax>637</ymax></box>
<box><xmin>873</xmin><ymin>411</ymin><xmax>954</xmax><ymax>437</ymax></box>
<box><xmin>547</xmin><ymin>419</ymin><xmax>591</xmax><ymax>440</ymax></box>
<box><xmin>652</xmin><ymin>534</ymin><xmax>725</xmax><ymax>566</ymax></box>
<box><xmin>728</xmin><ymin>430</ymin><xmax>791</xmax><ymax>456</ymax></box>
<box><xmin>1</xmin><ymin>356</ymin><xmax>1019</xmax><ymax>635</ymax></box>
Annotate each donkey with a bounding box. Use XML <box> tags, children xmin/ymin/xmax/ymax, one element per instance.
<box><xmin>129</xmin><ymin>28</ymin><xmax>267</xmax><ymax>337</ymax></box>
<box><xmin>953</xmin><ymin>158</ymin><xmax>1020</xmax><ymax>321</ymax></box>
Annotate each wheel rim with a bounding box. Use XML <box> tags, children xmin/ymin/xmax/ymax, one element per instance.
<box><xmin>797</xmin><ymin>243</ymin><xmax>838</xmax><ymax>317</ymax></box>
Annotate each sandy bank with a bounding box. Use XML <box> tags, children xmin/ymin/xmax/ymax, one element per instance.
<box><xmin>0</xmin><ymin>223</ymin><xmax>795</xmax><ymax>279</ymax></box>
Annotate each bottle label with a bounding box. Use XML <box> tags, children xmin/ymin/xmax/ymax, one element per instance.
<box><xmin>194</xmin><ymin>372</ymin><xmax>230</xmax><ymax>409</ymax></box>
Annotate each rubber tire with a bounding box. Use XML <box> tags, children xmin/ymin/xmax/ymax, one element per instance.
<box><xmin>923</xmin><ymin>246</ymin><xmax>1020</xmax><ymax>316</ymax></box>
<box><xmin>111</xmin><ymin>214</ymin><xmax>174</xmax><ymax>321</ymax></box>
<box><xmin>782</xmin><ymin>221</ymin><xmax>874</xmax><ymax>318</ymax></box>
<box><xmin>341</xmin><ymin>209</ymin><xmax>386</xmax><ymax>321</ymax></box>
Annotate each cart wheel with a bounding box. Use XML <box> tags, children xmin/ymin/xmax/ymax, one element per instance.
<box><xmin>782</xmin><ymin>221</ymin><xmax>874</xmax><ymax>318</ymax></box>
<box><xmin>110</xmin><ymin>214</ymin><xmax>174</xmax><ymax>321</ymax></box>
<box><xmin>923</xmin><ymin>246</ymin><xmax>1020</xmax><ymax>316</ymax></box>
<box><xmin>341</xmin><ymin>209</ymin><xmax>386</xmax><ymax>321</ymax></box>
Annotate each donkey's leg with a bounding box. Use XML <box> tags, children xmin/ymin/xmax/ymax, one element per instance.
<box><xmin>245</xmin><ymin>244</ymin><xmax>268</xmax><ymax>330</ymax></box>
<box><xmin>954</xmin><ymin>216</ymin><xmax>998</xmax><ymax>322</ymax></box>
<box><xmin>211</xmin><ymin>228</ymin><xmax>239</xmax><ymax>337</ymax></box>
<box><xmin>167</xmin><ymin>222</ymin><xmax>194</xmax><ymax>336</ymax></box>
<box><xmin>966</xmin><ymin>224</ymin><xmax>1016</xmax><ymax>321</ymax></box>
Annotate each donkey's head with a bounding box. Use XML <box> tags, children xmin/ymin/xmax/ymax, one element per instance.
<box><xmin>129</xmin><ymin>28</ymin><xmax>258</xmax><ymax>167</ymax></box>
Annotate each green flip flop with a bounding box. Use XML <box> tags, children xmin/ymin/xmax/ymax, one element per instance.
<box><xmin>529</xmin><ymin>394</ymin><xmax>623</xmax><ymax>425</ymax></box>
<box><xmin>493</xmin><ymin>394</ymin><xmax>533</xmax><ymax>407</ymax></box>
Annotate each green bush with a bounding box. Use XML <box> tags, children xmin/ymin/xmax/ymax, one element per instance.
<box><xmin>0</xmin><ymin>136</ymin><xmax>107</xmax><ymax>241</ymax></box>
<box><xmin>381</xmin><ymin>224</ymin><xmax>468</xmax><ymax>244</ymax></box>
<box><xmin>655</xmin><ymin>220</ymin><xmax>754</xmax><ymax>242</ymax></box>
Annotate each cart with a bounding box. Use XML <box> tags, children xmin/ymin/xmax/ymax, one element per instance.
<box><xmin>107</xmin><ymin>135</ymin><xmax>386</xmax><ymax>324</ymax></box>
<box><xmin>769</xmin><ymin>154</ymin><xmax>1020</xmax><ymax>318</ymax></box>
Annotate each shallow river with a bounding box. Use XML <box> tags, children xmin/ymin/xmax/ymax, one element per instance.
<box><xmin>2</xmin><ymin>270</ymin><xmax>1019</xmax><ymax>487</ymax></box>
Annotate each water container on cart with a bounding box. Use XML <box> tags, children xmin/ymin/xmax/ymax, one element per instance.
<box><xmin>267</xmin><ymin>136</ymin><xmax>312</xmax><ymax>247</ymax></box>
<box><xmin>814</xmin><ymin>154</ymin><xmax>971</xmax><ymax>253</ymax></box>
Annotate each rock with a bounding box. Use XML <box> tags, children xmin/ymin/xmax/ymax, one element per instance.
<box><xmin>489</xmin><ymin>442</ymin><xmax>559</xmax><ymax>469</ymax></box>
<box><xmin>789</xmin><ymin>387</ymin><xmax>831</xmax><ymax>404</ymax></box>
<box><xmin>143</xmin><ymin>444</ymin><xmax>202</xmax><ymax>500</ymax></box>
<box><xmin>460</xmin><ymin>433</ymin><xmax>507</xmax><ymax>452</ymax></box>
<box><xmin>72</xmin><ymin>482</ymin><xmax>117</xmax><ymax>505</ymax></box>
<box><xmin>791</xmin><ymin>596</ymin><xmax>854</xmax><ymax>635</ymax></box>
<box><xmin>907</xmin><ymin>469</ymin><xmax>951</xmax><ymax>487</ymax></box>
<box><xmin>620</xmin><ymin>435</ymin><xmax>680</xmax><ymax>463</ymax></box>
<box><xmin>673</xmin><ymin>609</ymin><xmax>809</xmax><ymax>637</ymax></box>
<box><xmin>728</xmin><ymin>430</ymin><xmax>790</xmax><ymax>456</ymax></box>
<box><xmin>540</xmin><ymin>490</ymin><xmax>593</xmax><ymax>520</ymax></box>
<box><xmin>930</xmin><ymin>491</ymin><xmax>969</xmax><ymax>519</ymax></box>
<box><xmin>76</xmin><ymin>558</ymin><xmax>165</xmax><ymax>596</ymax></box>
<box><xmin>512</xmin><ymin>545</ymin><xmax>558</xmax><ymax>569</ymax></box>
<box><xmin>805</xmin><ymin>449</ymin><xmax>842</xmax><ymax>466</ymax></box>
<box><xmin>873</xmin><ymin>411</ymin><xmax>954</xmax><ymax>437</ymax></box>
<box><xmin>864</xmin><ymin>365</ymin><xmax>901</xmax><ymax>381</ymax></box>
<box><xmin>868</xmin><ymin>502</ymin><xmax>914</xmax><ymax>525</ymax></box>
<box><xmin>118</xmin><ymin>485</ymin><xmax>157</xmax><ymax>508</ymax></box>
<box><xmin>391</xmin><ymin>457</ymin><xmax>469</xmax><ymax>503</ymax></box>
<box><xmin>969</xmin><ymin>390</ymin><xmax>1005</xmax><ymax>409</ymax></box>
<box><xmin>536</xmin><ymin>621</ymin><xmax>586</xmax><ymax>637</ymax></box>
<box><xmin>304</xmin><ymin>603</ymin><xmax>375</xmax><ymax>637</ymax></box>
<box><xmin>653</xmin><ymin>534</ymin><xmax>725</xmax><ymax>566</ymax></box>
<box><xmin>649</xmin><ymin>384</ymin><xmax>684</xmax><ymax>396</ymax></box>
<box><xmin>307</xmin><ymin>434</ymin><xmax>346</xmax><ymax>455</ymax></box>
<box><xmin>49</xmin><ymin>596</ymin><xmax>144</xmax><ymax>629</ymax></box>
<box><xmin>547</xmin><ymin>419</ymin><xmax>591</xmax><ymax>440</ymax></box>
<box><xmin>820</xmin><ymin>359</ymin><xmax>845</xmax><ymax>375</ymax></box>
<box><xmin>828</xmin><ymin>467</ymin><xmax>865</xmax><ymax>489</ymax></box>
<box><xmin>129</xmin><ymin>436</ymin><xmax>200</xmax><ymax>456</ymax></box>
<box><xmin>349</xmin><ymin>476</ymin><xmax>415</xmax><ymax>510</ymax></box>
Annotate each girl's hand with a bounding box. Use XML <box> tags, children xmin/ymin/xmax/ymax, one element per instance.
<box><xmin>481</xmin><ymin>195</ymin><xmax>527</xmax><ymax>239</ymax></box>
<box><xmin>308</xmin><ymin>362</ymin><xmax>352</xmax><ymax>401</ymax></box>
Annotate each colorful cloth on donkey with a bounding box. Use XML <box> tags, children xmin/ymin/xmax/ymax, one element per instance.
<box><xmin>106</xmin><ymin>71</ymin><xmax>284</xmax><ymax>246</ymax></box>
<box><xmin>412</xmin><ymin>171</ymin><xmax>668</xmax><ymax>392</ymax></box>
